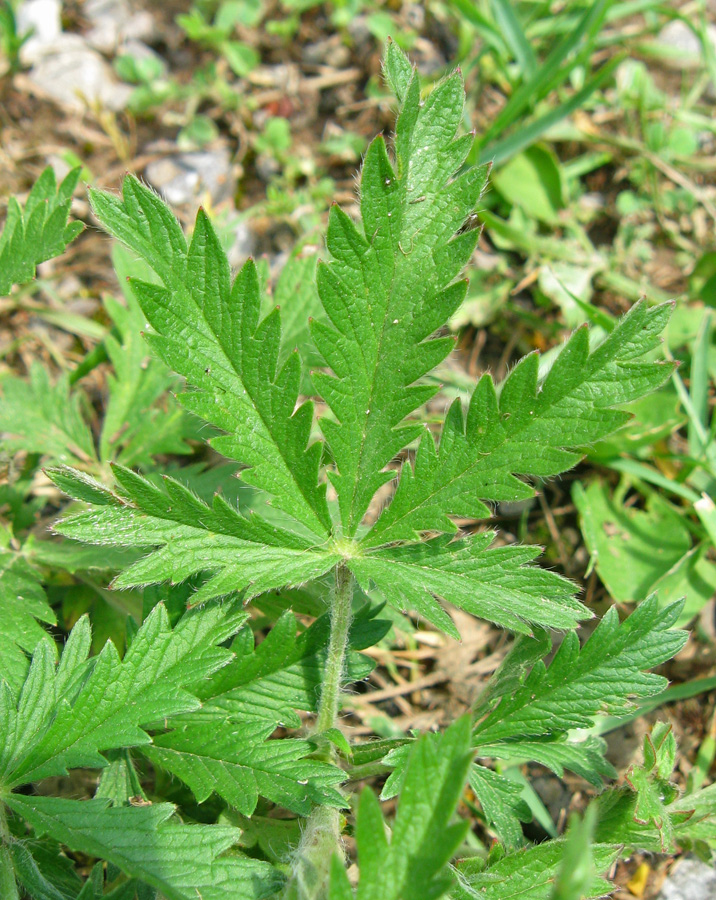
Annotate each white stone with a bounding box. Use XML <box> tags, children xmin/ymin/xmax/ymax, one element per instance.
<box><xmin>27</xmin><ymin>34</ymin><xmax>132</xmax><ymax>111</ymax></box>
<box><xmin>659</xmin><ymin>857</ymin><xmax>716</xmax><ymax>900</ymax></box>
<box><xmin>657</xmin><ymin>20</ymin><xmax>716</xmax><ymax>70</ymax></box>
<box><xmin>145</xmin><ymin>148</ymin><xmax>235</xmax><ymax>207</ymax></box>
<box><xmin>16</xmin><ymin>0</ymin><xmax>62</xmax><ymax>64</ymax></box>
<box><xmin>84</xmin><ymin>0</ymin><xmax>155</xmax><ymax>53</ymax></box>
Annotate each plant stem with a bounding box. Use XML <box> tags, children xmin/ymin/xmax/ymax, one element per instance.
<box><xmin>284</xmin><ymin>562</ymin><xmax>353</xmax><ymax>900</ymax></box>
<box><xmin>0</xmin><ymin>803</ymin><xmax>19</xmax><ymax>900</ymax></box>
<box><xmin>314</xmin><ymin>561</ymin><xmax>353</xmax><ymax>742</ymax></box>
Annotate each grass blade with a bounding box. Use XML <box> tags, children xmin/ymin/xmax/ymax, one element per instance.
<box><xmin>490</xmin><ymin>0</ymin><xmax>537</xmax><ymax>79</ymax></box>
<box><xmin>483</xmin><ymin>56</ymin><xmax>621</xmax><ymax>165</ymax></box>
<box><xmin>480</xmin><ymin>0</ymin><xmax>611</xmax><ymax>147</ymax></box>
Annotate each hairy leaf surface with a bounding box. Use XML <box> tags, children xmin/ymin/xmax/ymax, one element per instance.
<box><xmin>313</xmin><ymin>43</ymin><xmax>489</xmax><ymax>534</ymax></box>
<box><xmin>89</xmin><ymin>182</ymin><xmax>330</xmax><ymax>538</ymax></box>
<box><xmin>472</xmin><ymin>596</ymin><xmax>686</xmax><ymax>744</ymax></box>
<box><xmin>51</xmin><ymin>464</ymin><xmax>340</xmax><ymax>604</ymax></box>
<box><xmin>365</xmin><ymin>301</ymin><xmax>674</xmax><ymax>546</ymax></box>
<box><xmin>174</xmin><ymin>607</ymin><xmax>387</xmax><ymax>730</ymax></box>
<box><xmin>142</xmin><ymin>721</ymin><xmax>345</xmax><ymax>816</ymax></box>
<box><xmin>348</xmin><ymin>533</ymin><xmax>585</xmax><ymax>637</ymax></box>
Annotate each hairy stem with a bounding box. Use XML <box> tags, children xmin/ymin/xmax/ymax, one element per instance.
<box><xmin>0</xmin><ymin>803</ymin><xmax>19</xmax><ymax>900</ymax></box>
<box><xmin>284</xmin><ymin>562</ymin><xmax>353</xmax><ymax>900</ymax></box>
<box><xmin>315</xmin><ymin>562</ymin><xmax>354</xmax><ymax>741</ymax></box>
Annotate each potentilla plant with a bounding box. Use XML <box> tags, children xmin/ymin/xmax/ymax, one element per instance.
<box><xmin>1</xmin><ymin>42</ymin><xmax>713</xmax><ymax>900</ymax></box>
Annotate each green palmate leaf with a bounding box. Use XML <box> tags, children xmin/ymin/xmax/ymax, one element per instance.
<box><xmin>141</xmin><ymin>720</ymin><xmax>345</xmax><ymax>816</ymax></box>
<box><xmin>626</xmin><ymin>724</ymin><xmax>678</xmax><ymax>850</ymax></box>
<box><xmin>349</xmin><ymin>533</ymin><xmax>584</xmax><ymax>637</ymax></box>
<box><xmin>0</xmin><ymin>363</ymin><xmax>96</xmax><ymax>466</ymax></box>
<box><xmin>50</xmin><ymin>45</ymin><xmax>677</xmax><ymax>647</ymax></box>
<box><xmin>0</xmin><ymin>167</ymin><xmax>84</xmax><ymax>296</ymax></box>
<box><xmin>472</xmin><ymin>597</ymin><xmax>687</xmax><ymax>746</ymax></box>
<box><xmin>4</xmin><ymin>797</ymin><xmax>281</xmax><ymax>900</ymax></box>
<box><xmin>453</xmin><ymin>839</ymin><xmax>618</xmax><ymax>900</ymax></box>
<box><xmin>51</xmin><ymin>464</ymin><xmax>341</xmax><ymax>605</ymax></box>
<box><xmin>364</xmin><ymin>300</ymin><xmax>674</xmax><ymax>547</ymax></box>
<box><xmin>172</xmin><ymin>606</ymin><xmax>387</xmax><ymax>730</ymax></box>
<box><xmin>329</xmin><ymin>718</ymin><xmax>474</xmax><ymax>900</ymax></box>
<box><xmin>0</xmin><ymin>535</ymin><xmax>56</xmax><ymax>694</ymax></box>
<box><xmin>313</xmin><ymin>43</ymin><xmax>489</xmax><ymax>535</ymax></box>
<box><xmin>88</xmin><ymin>181</ymin><xmax>330</xmax><ymax>539</ymax></box>
<box><xmin>0</xmin><ymin>602</ymin><xmax>246</xmax><ymax>789</ymax></box>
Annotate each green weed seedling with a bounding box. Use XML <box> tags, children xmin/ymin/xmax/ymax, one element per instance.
<box><xmin>177</xmin><ymin>2</ymin><xmax>260</xmax><ymax>77</ymax></box>
<box><xmin>1</xmin><ymin>43</ymin><xmax>715</xmax><ymax>900</ymax></box>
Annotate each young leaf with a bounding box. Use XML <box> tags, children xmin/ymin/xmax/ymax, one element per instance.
<box><xmin>5</xmin><ymin>797</ymin><xmax>281</xmax><ymax>900</ymax></box>
<box><xmin>365</xmin><ymin>300</ymin><xmax>674</xmax><ymax>547</ymax></box>
<box><xmin>0</xmin><ymin>602</ymin><xmax>247</xmax><ymax>789</ymax></box>
<box><xmin>594</xmin><ymin>724</ymin><xmax>697</xmax><ymax>854</ymax></box>
<box><xmin>313</xmin><ymin>43</ymin><xmax>489</xmax><ymax>535</ymax></box>
<box><xmin>625</xmin><ymin>723</ymin><xmax>678</xmax><ymax>850</ymax></box>
<box><xmin>0</xmin><ymin>167</ymin><xmax>83</xmax><ymax>296</ymax></box>
<box><xmin>88</xmin><ymin>183</ymin><xmax>331</xmax><ymax>538</ymax></box>
<box><xmin>329</xmin><ymin>717</ymin><xmax>474</xmax><ymax>900</ymax></box>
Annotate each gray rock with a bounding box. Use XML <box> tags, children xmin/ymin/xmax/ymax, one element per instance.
<box><xmin>227</xmin><ymin>221</ymin><xmax>255</xmax><ymax>268</ymax></box>
<box><xmin>26</xmin><ymin>33</ymin><xmax>132</xmax><ymax>111</ymax></box>
<box><xmin>84</xmin><ymin>0</ymin><xmax>155</xmax><ymax>54</ymax></box>
<box><xmin>302</xmin><ymin>37</ymin><xmax>351</xmax><ymax>68</ymax></box>
<box><xmin>16</xmin><ymin>0</ymin><xmax>62</xmax><ymax>64</ymax></box>
<box><xmin>144</xmin><ymin>148</ymin><xmax>235</xmax><ymax>207</ymax></box>
<box><xmin>659</xmin><ymin>857</ymin><xmax>716</xmax><ymax>900</ymax></box>
<box><xmin>657</xmin><ymin>20</ymin><xmax>716</xmax><ymax>70</ymax></box>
